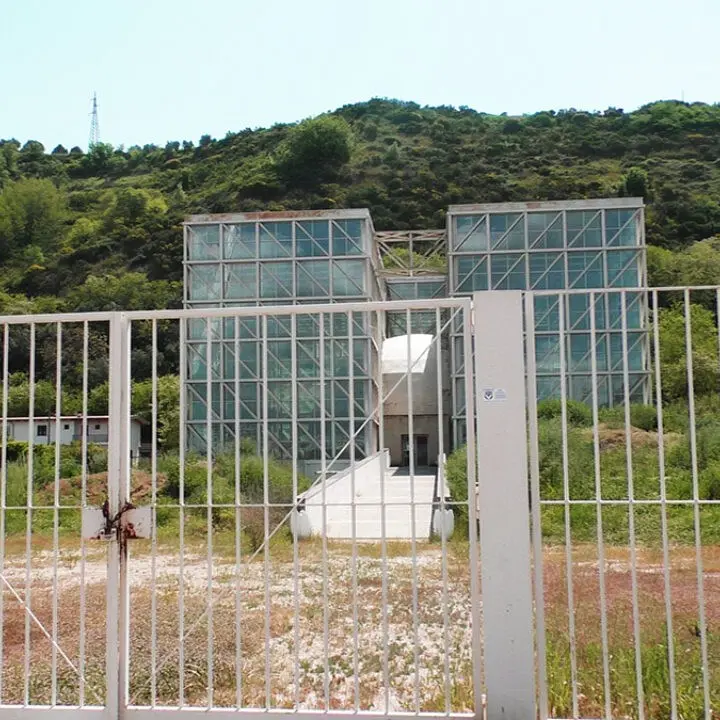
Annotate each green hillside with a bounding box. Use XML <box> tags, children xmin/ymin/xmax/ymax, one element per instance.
<box><xmin>2</xmin><ymin>97</ymin><xmax>720</xmax><ymax>317</ymax></box>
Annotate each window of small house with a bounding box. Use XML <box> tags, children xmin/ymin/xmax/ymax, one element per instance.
<box><xmin>37</xmin><ymin>425</ymin><xmax>48</xmax><ymax>437</ymax></box>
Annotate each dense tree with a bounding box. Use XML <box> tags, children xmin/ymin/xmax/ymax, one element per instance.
<box><xmin>621</xmin><ymin>167</ymin><xmax>650</xmax><ymax>199</ymax></box>
<box><xmin>65</xmin><ymin>272</ymin><xmax>180</xmax><ymax>312</ymax></box>
<box><xmin>0</xmin><ymin>97</ymin><xmax>720</xmax><ymax>332</ymax></box>
<box><xmin>0</xmin><ymin>178</ymin><xmax>67</xmax><ymax>261</ymax></box>
<box><xmin>274</xmin><ymin>115</ymin><xmax>352</xmax><ymax>187</ymax></box>
<box><xmin>658</xmin><ymin>303</ymin><xmax>719</xmax><ymax>401</ymax></box>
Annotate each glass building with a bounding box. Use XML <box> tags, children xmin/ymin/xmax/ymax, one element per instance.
<box><xmin>184</xmin><ymin>210</ymin><xmax>383</xmax><ymax>468</ymax></box>
<box><xmin>184</xmin><ymin>198</ymin><xmax>647</xmax><ymax>464</ymax></box>
<box><xmin>447</xmin><ymin>199</ymin><xmax>647</xmax><ymax>437</ymax></box>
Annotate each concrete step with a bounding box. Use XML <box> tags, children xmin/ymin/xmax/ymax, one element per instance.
<box><xmin>303</xmin><ymin>467</ymin><xmax>437</xmax><ymax>540</ymax></box>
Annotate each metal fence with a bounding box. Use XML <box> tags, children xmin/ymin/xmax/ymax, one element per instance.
<box><xmin>0</xmin><ymin>289</ymin><xmax>718</xmax><ymax>720</ymax></box>
<box><xmin>0</xmin><ymin>298</ymin><xmax>481</xmax><ymax>719</ymax></box>
<box><xmin>524</xmin><ymin>287</ymin><xmax>719</xmax><ymax>720</ymax></box>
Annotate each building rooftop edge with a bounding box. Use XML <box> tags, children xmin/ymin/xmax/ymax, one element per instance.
<box><xmin>184</xmin><ymin>208</ymin><xmax>373</xmax><ymax>224</ymax></box>
<box><xmin>448</xmin><ymin>197</ymin><xmax>645</xmax><ymax>214</ymax></box>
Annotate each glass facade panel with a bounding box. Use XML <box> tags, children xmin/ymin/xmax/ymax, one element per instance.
<box><xmin>260</xmin><ymin>262</ymin><xmax>294</xmax><ymax>298</ymax></box>
<box><xmin>185</xmin><ymin>214</ymin><xmax>376</xmax><ymax>461</ymax></box>
<box><xmin>567</xmin><ymin>211</ymin><xmax>602</xmax><ymax>247</ymax></box>
<box><xmin>224</xmin><ymin>224</ymin><xmax>256</xmax><ymax>259</ymax></box>
<box><xmin>448</xmin><ymin>202</ymin><xmax>647</xmax><ymax>410</ymax></box>
<box><xmin>332</xmin><ymin>220</ymin><xmax>364</xmax><ymax>255</ymax></box>
<box><xmin>607</xmin><ymin>250</ymin><xmax>640</xmax><ymax>286</ymax></box>
<box><xmin>224</xmin><ymin>264</ymin><xmax>257</xmax><ymax>299</ymax></box>
<box><xmin>568</xmin><ymin>252</ymin><xmax>603</xmax><ymax>288</ymax></box>
<box><xmin>490</xmin><ymin>213</ymin><xmax>524</xmax><ymax>250</ymax></box>
<box><xmin>188</xmin><ymin>265</ymin><xmax>221</xmax><ymax>301</ymax></box>
<box><xmin>453</xmin><ymin>216</ymin><xmax>488</xmax><ymax>251</ymax></box>
<box><xmin>528</xmin><ymin>212</ymin><xmax>563</xmax><ymax>248</ymax></box>
<box><xmin>606</xmin><ymin>210</ymin><xmax>638</xmax><ymax>247</ymax></box>
<box><xmin>529</xmin><ymin>253</ymin><xmax>565</xmax><ymax>289</ymax></box>
<box><xmin>259</xmin><ymin>222</ymin><xmax>292</xmax><ymax>258</ymax></box>
<box><xmin>455</xmin><ymin>257</ymin><xmax>488</xmax><ymax>292</ymax></box>
<box><xmin>491</xmin><ymin>253</ymin><xmax>525</xmax><ymax>289</ymax></box>
<box><xmin>332</xmin><ymin>260</ymin><xmax>366</xmax><ymax>296</ymax></box>
<box><xmin>296</xmin><ymin>221</ymin><xmax>330</xmax><ymax>257</ymax></box>
<box><xmin>187</xmin><ymin>225</ymin><xmax>220</xmax><ymax>260</ymax></box>
<box><xmin>296</xmin><ymin>260</ymin><xmax>330</xmax><ymax>297</ymax></box>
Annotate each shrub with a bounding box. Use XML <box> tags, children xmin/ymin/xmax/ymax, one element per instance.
<box><xmin>699</xmin><ymin>462</ymin><xmax>720</xmax><ymax>501</ymax></box>
<box><xmin>537</xmin><ymin>398</ymin><xmax>592</xmax><ymax>427</ymax></box>
<box><xmin>4</xmin><ymin>440</ymin><xmax>28</xmax><ymax>462</ymax></box>
<box><xmin>630</xmin><ymin>405</ymin><xmax>659</xmax><ymax>431</ymax></box>
<box><xmin>445</xmin><ymin>446</ymin><xmax>469</xmax><ymax>536</ymax></box>
<box><xmin>599</xmin><ymin>404</ymin><xmax>658</xmax><ymax>432</ymax></box>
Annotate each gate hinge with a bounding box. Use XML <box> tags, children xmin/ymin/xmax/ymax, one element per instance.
<box><xmin>82</xmin><ymin>501</ymin><xmax>152</xmax><ymax>540</ymax></box>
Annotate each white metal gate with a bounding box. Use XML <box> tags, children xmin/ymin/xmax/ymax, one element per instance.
<box><xmin>0</xmin><ymin>298</ymin><xmax>483</xmax><ymax>719</ymax></box>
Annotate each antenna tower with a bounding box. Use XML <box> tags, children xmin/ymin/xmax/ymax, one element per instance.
<box><xmin>89</xmin><ymin>92</ymin><xmax>100</xmax><ymax>149</ymax></box>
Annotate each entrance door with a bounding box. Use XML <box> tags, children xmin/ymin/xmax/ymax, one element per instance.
<box><xmin>401</xmin><ymin>434</ymin><xmax>429</xmax><ymax>466</ymax></box>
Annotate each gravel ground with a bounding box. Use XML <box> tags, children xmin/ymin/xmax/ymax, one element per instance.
<box><xmin>0</xmin><ymin>542</ymin><xmax>477</xmax><ymax>712</ymax></box>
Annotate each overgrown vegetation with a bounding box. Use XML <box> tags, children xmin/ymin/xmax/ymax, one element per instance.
<box><xmin>447</xmin><ymin>395</ymin><xmax>720</xmax><ymax>543</ymax></box>
<box><xmin>3</xmin><ymin>99</ymin><xmax>720</xmax><ymax>319</ymax></box>
<box><xmin>1</xmin><ymin>440</ymin><xmax>310</xmax><ymax>552</ymax></box>
<box><xmin>2</xmin><ymin>99</ymin><xmax>720</xmax><ymax>405</ymax></box>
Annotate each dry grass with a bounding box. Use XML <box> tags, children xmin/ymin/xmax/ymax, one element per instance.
<box><xmin>0</xmin><ymin>541</ymin><xmax>717</xmax><ymax>717</ymax></box>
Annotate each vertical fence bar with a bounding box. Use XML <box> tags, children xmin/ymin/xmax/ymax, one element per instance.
<box><xmin>589</xmin><ymin>293</ymin><xmax>612</xmax><ymax>720</ymax></box>
<box><xmin>436</xmin><ymin>307</ymin><xmax>452</xmax><ymax>715</ymax></box>
<box><xmin>463</xmin><ymin>302</ymin><xmax>482</xmax><ymax>716</ymax></box>
<box><xmin>473</xmin><ymin>291</ymin><xmax>535</xmax><ymax>720</ymax></box>
<box><xmin>620</xmin><ymin>292</ymin><xmax>646</xmax><ymax>720</ymax></box>
<box><xmin>349</xmin><ymin>311</ymin><xmax>360</xmax><ymax>711</ymax></box>
<box><xmin>290</xmin><ymin>314</ymin><xmax>301</xmax><ymax>709</ymax></box>
<box><xmin>119</xmin><ymin>316</ymin><xmax>132</xmax><ymax>710</ymax></box>
<box><xmin>261</xmin><ymin>315</ymin><xmax>271</xmax><ymax>709</ymax></box>
<box><xmin>376</xmin><ymin>309</ymin><xmax>390</xmax><ymax>716</ymax></box>
<box><xmin>79</xmin><ymin>321</ymin><xmax>89</xmax><ymax>707</ymax></box>
<box><xmin>523</xmin><ymin>295</ymin><xmax>548</xmax><ymax>720</ymax></box>
<box><xmin>0</xmin><ymin>324</ymin><xmax>8</xmax><ymax>705</ymax></box>
<box><xmin>319</xmin><ymin>312</ymin><xmax>330</xmax><ymax>711</ymax></box>
<box><xmin>150</xmin><ymin>320</ymin><xmax>159</xmax><ymax>707</ymax></box>
<box><xmin>205</xmin><ymin>318</ymin><xmax>214</xmax><ymax>709</ymax></box>
<box><xmin>234</xmin><ymin>315</ymin><xmax>243</xmax><ymax>710</ymax></box>
<box><xmin>106</xmin><ymin>313</ymin><xmax>126</xmax><ymax>718</ymax></box>
<box><xmin>558</xmin><ymin>297</ymin><xmax>579</xmax><ymax>717</ymax></box>
<box><xmin>405</xmin><ymin>309</ymin><xmax>421</xmax><ymax>713</ymax></box>
<box><xmin>23</xmin><ymin>322</ymin><xmax>35</xmax><ymax>706</ymax></box>
<box><xmin>178</xmin><ymin>316</ymin><xmax>187</xmax><ymax>707</ymax></box>
<box><xmin>683</xmin><ymin>289</ymin><xmax>711</xmax><ymax>720</ymax></box>
<box><xmin>653</xmin><ymin>290</ymin><xmax>677</xmax><ymax>720</ymax></box>
<box><xmin>51</xmin><ymin>323</ymin><xmax>63</xmax><ymax>705</ymax></box>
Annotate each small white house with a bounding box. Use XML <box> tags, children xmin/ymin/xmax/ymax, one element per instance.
<box><xmin>4</xmin><ymin>416</ymin><xmax>145</xmax><ymax>461</ymax></box>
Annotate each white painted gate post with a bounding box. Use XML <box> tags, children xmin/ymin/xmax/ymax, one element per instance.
<box><xmin>472</xmin><ymin>292</ymin><xmax>536</xmax><ymax>720</ymax></box>
<box><xmin>106</xmin><ymin>313</ymin><xmax>132</xmax><ymax>719</ymax></box>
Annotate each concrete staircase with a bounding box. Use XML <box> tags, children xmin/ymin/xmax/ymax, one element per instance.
<box><xmin>298</xmin><ymin>452</ymin><xmax>437</xmax><ymax>540</ymax></box>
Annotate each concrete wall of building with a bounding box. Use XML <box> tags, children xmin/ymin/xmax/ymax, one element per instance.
<box><xmin>6</xmin><ymin>419</ymin><xmax>143</xmax><ymax>456</ymax></box>
<box><xmin>383</xmin><ymin>337</ymin><xmax>450</xmax><ymax>416</ymax></box>
<box><xmin>8</xmin><ymin>420</ymin><xmax>75</xmax><ymax>445</ymax></box>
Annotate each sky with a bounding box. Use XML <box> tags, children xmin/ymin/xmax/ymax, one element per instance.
<box><xmin>1</xmin><ymin>0</ymin><xmax>718</xmax><ymax>150</ymax></box>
